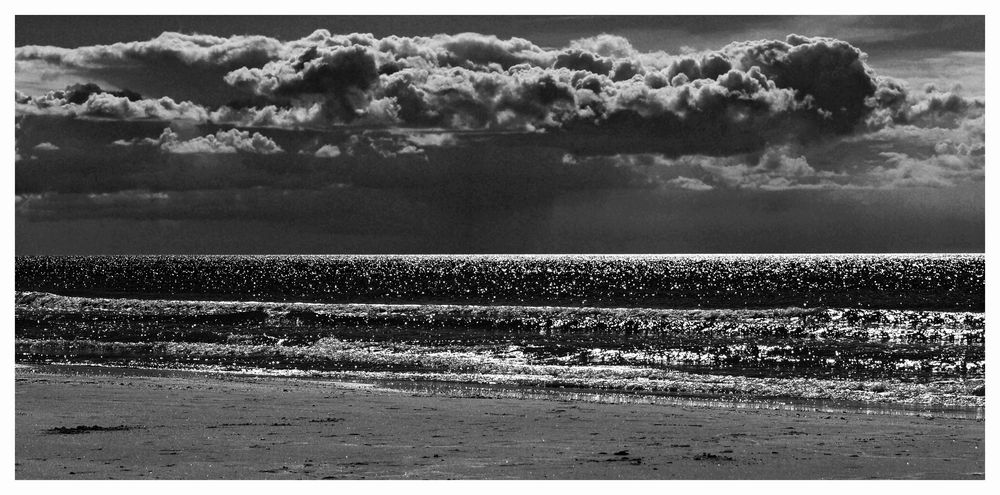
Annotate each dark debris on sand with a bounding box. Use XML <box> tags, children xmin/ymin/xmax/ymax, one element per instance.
<box><xmin>46</xmin><ymin>425</ymin><xmax>142</xmax><ymax>435</ymax></box>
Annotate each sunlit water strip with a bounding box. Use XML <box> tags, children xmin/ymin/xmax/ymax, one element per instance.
<box><xmin>16</xmin><ymin>253</ymin><xmax>985</xmax><ymax>311</ymax></box>
<box><xmin>19</xmin><ymin>363</ymin><xmax>984</xmax><ymax>421</ymax></box>
<box><xmin>375</xmin><ymin>379</ymin><xmax>985</xmax><ymax>420</ymax></box>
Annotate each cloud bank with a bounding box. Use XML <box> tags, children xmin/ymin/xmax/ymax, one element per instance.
<box><xmin>13</xmin><ymin>27</ymin><xmax>986</xmax><ymax>249</ymax></box>
<box><xmin>18</xmin><ymin>31</ymin><xmax>979</xmax><ymax>134</ymax></box>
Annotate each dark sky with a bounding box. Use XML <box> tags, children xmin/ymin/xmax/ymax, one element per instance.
<box><xmin>14</xmin><ymin>15</ymin><xmax>985</xmax><ymax>54</ymax></box>
<box><xmin>14</xmin><ymin>16</ymin><xmax>985</xmax><ymax>254</ymax></box>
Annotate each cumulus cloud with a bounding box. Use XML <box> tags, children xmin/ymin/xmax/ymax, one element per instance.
<box><xmin>667</xmin><ymin>176</ymin><xmax>714</xmax><ymax>191</ymax></box>
<box><xmin>339</xmin><ymin>134</ymin><xmax>431</xmax><ymax>158</ymax></box>
<box><xmin>16</xmin><ymin>32</ymin><xmax>286</xmax><ymax>68</ymax></box>
<box><xmin>134</xmin><ymin>127</ymin><xmax>284</xmax><ymax>154</ymax></box>
<box><xmin>20</xmin><ymin>31</ymin><xmax>982</xmax><ymax>139</ymax></box>
<box><xmin>208</xmin><ymin>103</ymin><xmax>326</xmax><ymax>129</ymax></box>
<box><xmin>14</xmin><ymin>30</ymin><xmax>985</xmax><ymax>192</ymax></box>
<box><xmin>17</xmin><ymin>86</ymin><xmax>209</xmax><ymax>122</ymax></box>
<box><xmin>905</xmin><ymin>87</ymin><xmax>985</xmax><ymax>128</ymax></box>
<box><xmin>219</xmin><ymin>33</ymin><xmax>818</xmax><ymax>136</ymax></box>
<box><xmin>314</xmin><ymin>144</ymin><xmax>341</xmax><ymax>158</ymax></box>
<box><xmin>668</xmin><ymin>146</ymin><xmax>842</xmax><ymax>190</ymax></box>
<box><xmin>16</xmin><ymin>32</ymin><xmax>291</xmax><ymax>105</ymax></box>
<box><xmin>403</xmin><ymin>132</ymin><xmax>457</xmax><ymax>147</ymax></box>
<box><xmin>865</xmin><ymin>82</ymin><xmax>985</xmax><ymax>129</ymax></box>
<box><xmin>569</xmin><ymin>34</ymin><xmax>637</xmax><ymax>58</ymax></box>
<box><xmin>32</xmin><ymin>142</ymin><xmax>59</xmax><ymax>151</ymax></box>
<box><xmin>703</xmin><ymin>147</ymin><xmax>840</xmax><ymax>190</ymax></box>
<box><xmin>13</xmin><ymin>23</ymin><xmax>986</xmax><ymax>255</ymax></box>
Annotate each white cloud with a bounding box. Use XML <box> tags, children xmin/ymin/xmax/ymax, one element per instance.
<box><xmin>146</xmin><ymin>127</ymin><xmax>284</xmax><ymax>154</ymax></box>
<box><xmin>314</xmin><ymin>145</ymin><xmax>342</xmax><ymax>158</ymax></box>
<box><xmin>17</xmin><ymin>91</ymin><xmax>209</xmax><ymax>122</ymax></box>
<box><xmin>667</xmin><ymin>176</ymin><xmax>714</xmax><ymax>191</ymax></box>
<box><xmin>32</xmin><ymin>142</ymin><xmax>59</xmax><ymax>151</ymax></box>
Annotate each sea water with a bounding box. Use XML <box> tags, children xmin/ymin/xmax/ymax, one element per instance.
<box><xmin>14</xmin><ymin>254</ymin><xmax>985</xmax><ymax>411</ymax></box>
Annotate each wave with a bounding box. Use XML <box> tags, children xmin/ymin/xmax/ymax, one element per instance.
<box><xmin>17</xmin><ymin>292</ymin><xmax>984</xmax><ymax>395</ymax></box>
<box><xmin>16</xmin><ymin>291</ymin><xmax>984</xmax><ymax>345</ymax></box>
<box><xmin>15</xmin><ymin>254</ymin><xmax>985</xmax><ymax>311</ymax></box>
<box><xmin>18</xmin><ymin>346</ymin><xmax>985</xmax><ymax>409</ymax></box>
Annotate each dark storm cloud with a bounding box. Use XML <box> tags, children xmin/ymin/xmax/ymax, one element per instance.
<box><xmin>20</xmin><ymin>31</ymin><xmax>959</xmax><ymax>137</ymax></box>
<box><xmin>215</xmin><ymin>31</ymin><xmax>877</xmax><ymax>138</ymax></box>
<box><xmin>13</xmin><ymin>23</ymin><xmax>987</xmax><ymax>255</ymax></box>
<box><xmin>18</xmin><ymin>29</ymin><xmax>983</xmax><ymax>170</ymax></box>
<box><xmin>18</xmin><ymin>30</ymin><xmax>985</xmax><ymax>152</ymax></box>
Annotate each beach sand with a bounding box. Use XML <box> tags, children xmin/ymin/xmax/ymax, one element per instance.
<box><xmin>15</xmin><ymin>365</ymin><xmax>984</xmax><ymax>480</ymax></box>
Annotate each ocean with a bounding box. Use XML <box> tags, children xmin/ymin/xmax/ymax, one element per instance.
<box><xmin>14</xmin><ymin>254</ymin><xmax>985</xmax><ymax>413</ymax></box>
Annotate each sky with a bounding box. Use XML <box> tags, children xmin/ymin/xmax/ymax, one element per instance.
<box><xmin>13</xmin><ymin>15</ymin><xmax>985</xmax><ymax>254</ymax></box>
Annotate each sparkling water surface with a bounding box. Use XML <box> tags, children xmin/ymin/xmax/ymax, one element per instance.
<box><xmin>15</xmin><ymin>254</ymin><xmax>985</xmax><ymax>410</ymax></box>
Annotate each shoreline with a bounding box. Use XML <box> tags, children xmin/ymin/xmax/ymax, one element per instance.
<box><xmin>18</xmin><ymin>363</ymin><xmax>987</xmax><ymax>420</ymax></box>
<box><xmin>15</xmin><ymin>364</ymin><xmax>985</xmax><ymax>479</ymax></box>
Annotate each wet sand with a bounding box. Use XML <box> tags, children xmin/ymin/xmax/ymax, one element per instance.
<box><xmin>15</xmin><ymin>366</ymin><xmax>984</xmax><ymax>479</ymax></box>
